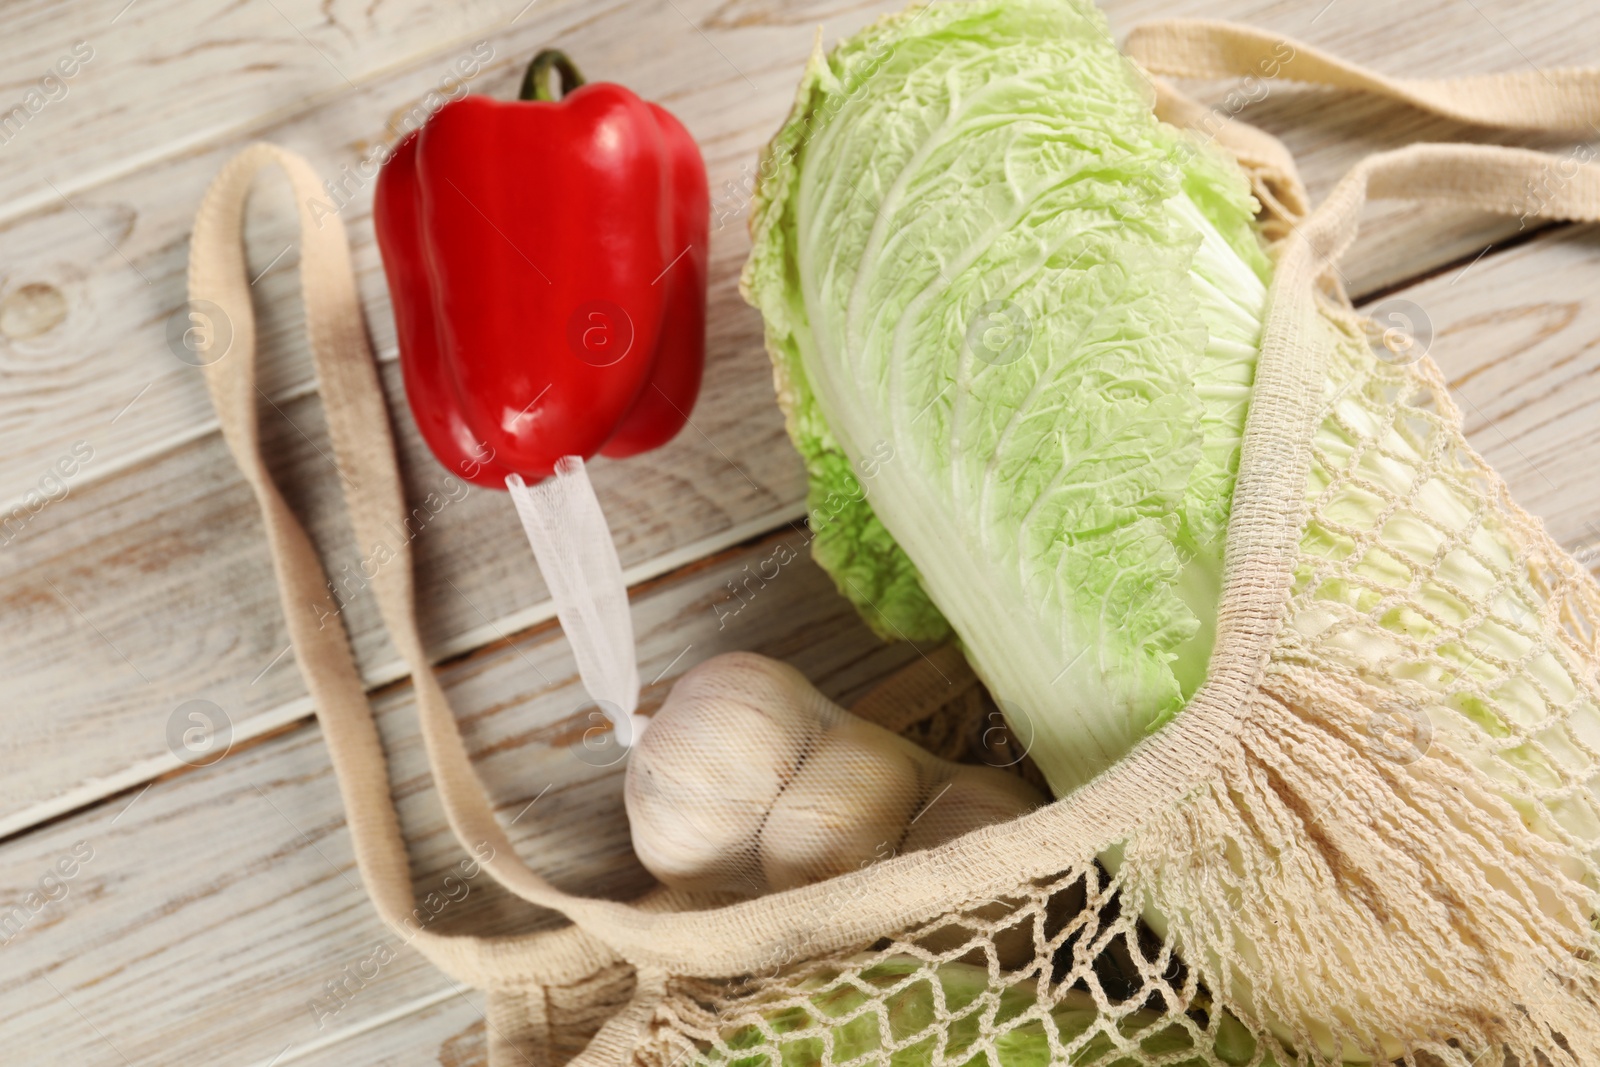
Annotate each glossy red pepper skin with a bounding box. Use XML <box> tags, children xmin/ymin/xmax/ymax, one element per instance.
<box><xmin>374</xmin><ymin>61</ymin><xmax>708</xmax><ymax>488</ymax></box>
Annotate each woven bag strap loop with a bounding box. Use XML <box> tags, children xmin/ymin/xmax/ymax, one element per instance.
<box><xmin>1145</xmin><ymin>72</ymin><xmax>1312</xmax><ymax>230</ymax></box>
<box><xmin>1296</xmin><ymin>142</ymin><xmax>1600</xmax><ymax>280</ymax></box>
<box><xmin>1126</xmin><ymin>19</ymin><xmax>1600</xmax><ymax>239</ymax></box>
<box><xmin>188</xmin><ymin>142</ymin><xmax>641</xmax><ymax>986</ymax></box>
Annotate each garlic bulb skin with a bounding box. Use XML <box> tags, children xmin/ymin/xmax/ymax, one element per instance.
<box><xmin>759</xmin><ymin>713</ymin><xmax>922</xmax><ymax>890</ymax></box>
<box><xmin>625</xmin><ymin>652</ymin><xmax>1043</xmax><ymax>896</ymax></box>
<box><xmin>624</xmin><ymin>653</ymin><xmax>816</xmax><ymax>892</ymax></box>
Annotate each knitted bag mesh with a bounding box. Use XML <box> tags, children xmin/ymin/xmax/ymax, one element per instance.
<box><xmin>630</xmin><ymin>298</ymin><xmax>1600</xmax><ymax>1067</ymax></box>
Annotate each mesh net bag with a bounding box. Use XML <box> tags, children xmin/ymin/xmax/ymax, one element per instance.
<box><xmin>626</xmin><ymin>290</ymin><xmax>1600</xmax><ymax>1067</ymax></box>
<box><xmin>186</xmin><ymin>11</ymin><xmax>1600</xmax><ymax>1067</ymax></box>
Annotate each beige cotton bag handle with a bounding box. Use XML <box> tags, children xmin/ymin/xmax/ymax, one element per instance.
<box><xmin>1126</xmin><ymin>18</ymin><xmax>1600</xmax><ymax>132</ymax></box>
<box><xmin>187</xmin><ymin>142</ymin><xmax>709</xmax><ymax>1067</ymax></box>
<box><xmin>187</xmin><ymin>144</ymin><xmax>652</xmax><ymax>984</ymax></box>
<box><xmin>188</xmin><ymin>23</ymin><xmax>1600</xmax><ymax>1067</ymax></box>
<box><xmin>1128</xmin><ymin>19</ymin><xmax>1600</xmax><ymax>236</ymax></box>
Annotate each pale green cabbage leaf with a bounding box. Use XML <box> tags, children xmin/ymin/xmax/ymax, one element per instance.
<box><xmin>742</xmin><ymin>0</ymin><xmax>1269</xmax><ymax>796</ymax></box>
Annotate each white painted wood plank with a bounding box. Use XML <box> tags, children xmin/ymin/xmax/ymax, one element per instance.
<box><xmin>5</xmin><ymin>0</ymin><xmax>1595</xmax><ymax>507</ymax></box>
<box><xmin>1383</xmin><ymin>225</ymin><xmax>1600</xmax><ymax>553</ymax></box>
<box><xmin>0</xmin><ymin>344</ymin><xmax>807</xmax><ymax>835</ymax></box>
<box><xmin>4</xmin><ymin>0</ymin><xmax>1599</xmax><ymax>835</ymax></box>
<box><xmin>269</xmin><ymin>989</ymin><xmax>489</xmax><ymax>1067</ymax></box>
<box><xmin>0</xmin><ymin>531</ymin><xmax>924</xmax><ymax>1067</ymax></box>
<box><xmin>0</xmin><ymin>0</ymin><xmax>530</xmax><ymax>219</ymax></box>
<box><xmin>4</xmin><ymin>220</ymin><xmax>1600</xmax><ymax>1064</ymax></box>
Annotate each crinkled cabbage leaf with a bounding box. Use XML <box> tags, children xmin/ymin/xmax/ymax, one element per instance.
<box><xmin>742</xmin><ymin>0</ymin><xmax>1269</xmax><ymax>795</ymax></box>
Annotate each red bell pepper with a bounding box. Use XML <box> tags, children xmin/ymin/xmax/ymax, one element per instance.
<box><xmin>374</xmin><ymin>50</ymin><xmax>708</xmax><ymax>488</ymax></box>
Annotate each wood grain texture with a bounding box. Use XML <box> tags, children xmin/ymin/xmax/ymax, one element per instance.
<box><xmin>0</xmin><ymin>0</ymin><xmax>520</xmax><ymax>219</ymax></box>
<box><xmin>3</xmin><ymin>226</ymin><xmax>1599</xmax><ymax>1064</ymax></box>
<box><xmin>0</xmin><ymin>531</ymin><xmax>924</xmax><ymax>1067</ymax></box>
<box><xmin>1390</xmin><ymin>224</ymin><xmax>1600</xmax><ymax>552</ymax></box>
<box><xmin>4</xmin><ymin>0</ymin><xmax>1597</xmax><ymax>834</ymax></box>
<box><xmin>2</xmin><ymin>0</ymin><xmax>1600</xmax><ymax>1062</ymax></box>
<box><xmin>0</xmin><ymin>327</ymin><xmax>805</xmax><ymax>833</ymax></box>
<box><xmin>286</xmin><ymin>992</ymin><xmax>490</xmax><ymax>1067</ymax></box>
<box><xmin>3</xmin><ymin>0</ymin><xmax>1594</xmax><ymax>502</ymax></box>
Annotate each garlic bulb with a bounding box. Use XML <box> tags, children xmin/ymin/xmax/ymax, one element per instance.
<box><xmin>625</xmin><ymin>652</ymin><xmax>1042</xmax><ymax>896</ymax></box>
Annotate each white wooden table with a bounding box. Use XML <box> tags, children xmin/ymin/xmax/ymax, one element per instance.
<box><xmin>1</xmin><ymin>0</ymin><xmax>1597</xmax><ymax>1063</ymax></box>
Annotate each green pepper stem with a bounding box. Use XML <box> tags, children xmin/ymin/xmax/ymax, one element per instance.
<box><xmin>520</xmin><ymin>49</ymin><xmax>585</xmax><ymax>101</ymax></box>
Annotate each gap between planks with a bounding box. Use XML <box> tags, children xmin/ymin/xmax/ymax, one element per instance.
<box><xmin>12</xmin><ymin>344</ymin><xmax>394</xmax><ymax>516</ymax></box>
<box><xmin>0</xmin><ymin>499</ymin><xmax>806</xmax><ymax>843</ymax></box>
<box><xmin>247</xmin><ymin>983</ymin><xmax>472</xmax><ymax>1067</ymax></box>
<box><xmin>6</xmin><ymin>215</ymin><xmax>1585</xmax><ymax>841</ymax></box>
<box><xmin>1349</xmin><ymin>221</ymin><xmax>1568</xmax><ymax>311</ymax></box>
<box><xmin>0</xmin><ymin>15</ymin><xmax>564</xmax><ymax>232</ymax></box>
<box><xmin>19</xmin><ymin>224</ymin><xmax>1543</xmax><ymax>523</ymax></box>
